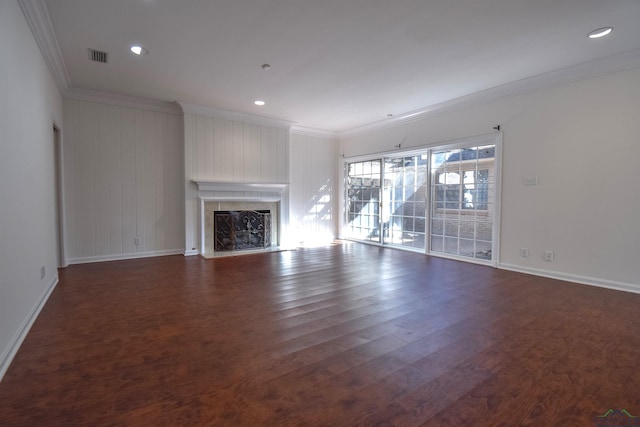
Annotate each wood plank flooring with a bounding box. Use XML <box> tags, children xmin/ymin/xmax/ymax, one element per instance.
<box><xmin>1</xmin><ymin>242</ymin><xmax>639</xmax><ymax>426</ymax></box>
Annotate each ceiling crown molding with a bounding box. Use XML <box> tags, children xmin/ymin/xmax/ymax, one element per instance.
<box><xmin>65</xmin><ymin>88</ymin><xmax>183</xmax><ymax>115</ymax></box>
<box><xmin>290</xmin><ymin>125</ymin><xmax>338</xmax><ymax>140</ymax></box>
<box><xmin>339</xmin><ymin>47</ymin><xmax>640</xmax><ymax>138</ymax></box>
<box><xmin>178</xmin><ymin>102</ymin><xmax>295</xmax><ymax>130</ymax></box>
<box><xmin>18</xmin><ymin>0</ymin><xmax>71</xmax><ymax>92</ymax></box>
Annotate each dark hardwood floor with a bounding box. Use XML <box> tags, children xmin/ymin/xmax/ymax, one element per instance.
<box><xmin>1</xmin><ymin>242</ymin><xmax>639</xmax><ymax>426</ymax></box>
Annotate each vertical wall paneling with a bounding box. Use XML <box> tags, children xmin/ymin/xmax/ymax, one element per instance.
<box><xmin>183</xmin><ymin>115</ymin><xmax>197</xmax><ymax>253</ymax></box>
<box><xmin>196</xmin><ymin>115</ymin><xmax>206</xmax><ymax>180</ymax></box>
<box><xmin>245</xmin><ymin>124</ymin><xmax>259</xmax><ymax>182</ymax></box>
<box><xmin>143</xmin><ymin>110</ymin><xmax>157</xmax><ymax>252</ymax></box>
<box><xmin>233</xmin><ymin>121</ymin><xmax>243</xmax><ymax>181</ymax></box>
<box><xmin>74</xmin><ymin>103</ymin><xmax>97</xmax><ymax>257</ymax></box>
<box><xmin>120</xmin><ymin>109</ymin><xmax>137</xmax><ymax>254</ymax></box>
<box><xmin>103</xmin><ymin>104</ymin><xmax>123</xmax><ymax>255</ymax></box>
<box><xmin>163</xmin><ymin>113</ymin><xmax>182</xmax><ymax>252</ymax></box>
<box><xmin>63</xmin><ymin>99</ymin><xmax>183</xmax><ymax>263</ymax></box>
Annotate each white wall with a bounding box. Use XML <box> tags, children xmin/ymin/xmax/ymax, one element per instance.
<box><xmin>183</xmin><ymin>113</ymin><xmax>290</xmax><ymax>253</ymax></box>
<box><xmin>340</xmin><ymin>67</ymin><xmax>640</xmax><ymax>291</ymax></box>
<box><xmin>63</xmin><ymin>99</ymin><xmax>184</xmax><ymax>263</ymax></box>
<box><xmin>0</xmin><ymin>0</ymin><xmax>63</xmax><ymax>379</ymax></box>
<box><xmin>290</xmin><ymin>133</ymin><xmax>339</xmax><ymax>245</ymax></box>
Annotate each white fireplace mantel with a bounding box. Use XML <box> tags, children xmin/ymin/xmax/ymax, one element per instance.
<box><xmin>192</xmin><ymin>180</ymin><xmax>288</xmax><ymax>194</ymax></box>
<box><xmin>194</xmin><ymin>180</ymin><xmax>290</xmax><ymax>257</ymax></box>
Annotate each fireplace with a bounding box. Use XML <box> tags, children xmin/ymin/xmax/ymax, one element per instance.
<box><xmin>214</xmin><ymin>210</ymin><xmax>271</xmax><ymax>251</ymax></box>
<box><xmin>194</xmin><ymin>181</ymin><xmax>288</xmax><ymax>258</ymax></box>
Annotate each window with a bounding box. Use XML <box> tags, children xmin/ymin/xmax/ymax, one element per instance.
<box><xmin>435</xmin><ymin>169</ymin><xmax>489</xmax><ymax>210</ymax></box>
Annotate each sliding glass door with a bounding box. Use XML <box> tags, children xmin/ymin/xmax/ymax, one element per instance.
<box><xmin>344</xmin><ymin>134</ymin><xmax>500</xmax><ymax>264</ymax></box>
<box><xmin>345</xmin><ymin>155</ymin><xmax>428</xmax><ymax>250</ymax></box>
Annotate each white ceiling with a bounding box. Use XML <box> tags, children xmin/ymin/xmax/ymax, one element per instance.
<box><xmin>42</xmin><ymin>0</ymin><xmax>640</xmax><ymax>133</ymax></box>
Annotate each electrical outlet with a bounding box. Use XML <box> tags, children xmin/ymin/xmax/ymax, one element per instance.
<box><xmin>520</xmin><ymin>248</ymin><xmax>529</xmax><ymax>258</ymax></box>
<box><xmin>134</xmin><ymin>237</ymin><xmax>141</xmax><ymax>245</ymax></box>
<box><xmin>522</xmin><ymin>176</ymin><xmax>539</xmax><ymax>186</ymax></box>
<box><xmin>40</xmin><ymin>265</ymin><xmax>45</xmax><ymax>279</ymax></box>
<box><xmin>544</xmin><ymin>251</ymin><xmax>554</xmax><ymax>262</ymax></box>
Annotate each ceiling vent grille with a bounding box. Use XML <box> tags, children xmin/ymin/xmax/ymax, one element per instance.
<box><xmin>88</xmin><ymin>48</ymin><xmax>108</xmax><ymax>64</ymax></box>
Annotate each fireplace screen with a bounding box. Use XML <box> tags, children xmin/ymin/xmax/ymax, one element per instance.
<box><xmin>214</xmin><ymin>210</ymin><xmax>271</xmax><ymax>251</ymax></box>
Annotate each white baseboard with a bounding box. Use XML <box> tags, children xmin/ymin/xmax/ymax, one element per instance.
<box><xmin>498</xmin><ymin>263</ymin><xmax>640</xmax><ymax>295</ymax></box>
<box><xmin>0</xmin><ymin>275</ymin><xmax>59</xmax><ymax>382</ymax></box>
<box><xmin>67</xmin><ymin>249</ymin><xmax>184</xmax><ymax>265</ymax></box>
<box><xmin>183</xmin><ymin>249</ymin><xmax>200</xmax><ymax>256</ymax></box>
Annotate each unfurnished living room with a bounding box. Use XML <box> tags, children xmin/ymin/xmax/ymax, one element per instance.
<box><xmin>1</xmin><ymin>0</ymin><xmax>640</xmax><ymax>425</ymax></box>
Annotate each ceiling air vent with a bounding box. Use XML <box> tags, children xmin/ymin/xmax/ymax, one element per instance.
<box><xmin>88</xmin><ymin>48</ymin><xmax>108</xmax><ymax>64</ymax></box>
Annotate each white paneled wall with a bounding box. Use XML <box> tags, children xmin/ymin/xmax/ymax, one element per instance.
<box><xmin>185</xmin><ymin>115</ymin><xmax>288</xmax><ymax>182</ymax></box>
<box><xmin>290</xmin><ymin>133</ymin><xmax>339</xmax><ymax>244</ymax></box>
<box><xmin>183</xmin><ymin>113</ymin><xmax>290</xmax><ymax>253</ymax></box>
<box><xmin>63</xmin><ymin>99</ymin><xmax>184</xmax><ymax>263</ymax></box>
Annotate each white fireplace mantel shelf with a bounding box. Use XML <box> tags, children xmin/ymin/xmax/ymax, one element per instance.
<box><xmin>193</xmin><ymin>180</ymin><xmax>288</xmax><ymax>193</ymax></box>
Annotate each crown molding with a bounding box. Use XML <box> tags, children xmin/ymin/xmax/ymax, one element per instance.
<box><xmin>179</xmin><ymin>102</ymin><xmax>295</xmax><ymax>130</ymax></box>
<box><xmin>65</xmin><ymin>88</ymin><xmax>182</xmax><ymax>115</ymax></box>
<box><xmin>339</xmin><ymin>47</ymin><xmax>640</xmax><ymax>138</ymax></box>
<box><xmin>18</xmin><ymin>0</ymin><xmax>71</xmax><ymax>92</ymax></box>
<box><xmin>290</xmin><ymin>125</ymin><xmax>338</xmax><ymax>140</ymax></box>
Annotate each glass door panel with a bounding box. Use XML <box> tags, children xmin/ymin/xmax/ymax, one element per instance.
<box><xmin>346</xmin><ymin>160</ymin><xmax>382</xmax><ymax>243</ymax></box>
<box><xmin>429</xmin><ymin>145</ymin><xmax>496</xmax><ymax>261</ymax></box>
<box><xmin>382</xmin><ymin>155</ymin><xmax>428</xmax><ymax>250</ymax></box>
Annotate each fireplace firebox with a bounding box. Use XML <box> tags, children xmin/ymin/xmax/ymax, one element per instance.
<box><xmin>214</xmin><ymin>210</ymin><xmax>271</xmax><ymax>251</ymax></box>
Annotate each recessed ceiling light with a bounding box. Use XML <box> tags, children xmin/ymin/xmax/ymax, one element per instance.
<box><xmin>588</xmin><ymin>27</ymin><xmax>613</xmax><ymax>39</ymax></box>
<box><xmin>254</xmin><ymin>100</ymin><xmax>266</xmax><ymax>106</ymax></box>
<box><xmin>130</xmin><ymin>45</ymin><xmax>148</xmax><ymax>55</ymax></box>
<box><xmin>261</xmin><ymin>64</ymin><xmax>271</xmax><ymax>70</ymax></box>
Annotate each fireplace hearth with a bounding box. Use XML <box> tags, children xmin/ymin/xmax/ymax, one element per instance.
<box><xmin>214</xmin><ymin>210</ymin><xmax>271</xmax><ymax>251</ymax></box>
